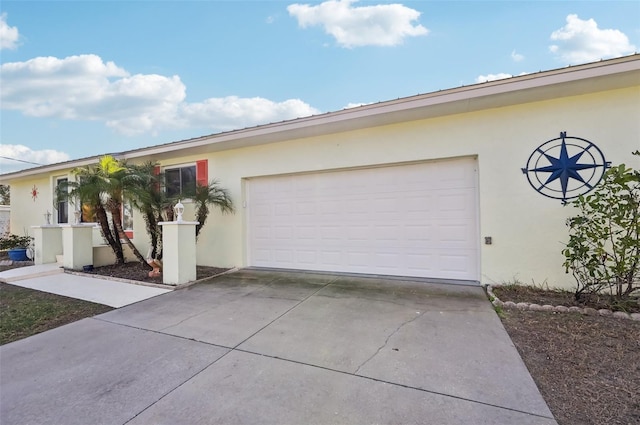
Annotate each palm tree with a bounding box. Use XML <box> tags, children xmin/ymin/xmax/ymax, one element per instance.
<box><xmin>193</xmin><ymin>180</ymin><xmax>235</xmax><ymax>239</ymax></box>
<box><xmin>58</xmin><ymin>156</ymin><xmax>148</xmax><ymax>265</ymax></box>
<box><xmin>129</xmin><ymin>165</ymin><xmax>234</xmax><ymax>254</ymax></box>
<box><xmin>127</xmin><ymin>161</ymin><xmax>166</xmax><ymax>260</ymax></box>
<box><xmin>62</xmin><ymin>156</ymin><xmax>236</xmax><ymax>267</ymax></box>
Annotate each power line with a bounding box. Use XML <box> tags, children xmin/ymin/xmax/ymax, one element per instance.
<box><xmin>0</xmin><ymin>155</ymin><xmax>43</xmax><ymax>165</ymax></box>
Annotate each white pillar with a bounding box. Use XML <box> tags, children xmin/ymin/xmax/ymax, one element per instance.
<box><xmin>60</xmin><ymin>224</ymin><xmax>94</xmax><ymax>270</ymax></box>
<box><xmin>159</xmin><ymin>221</ymin><xmax>199</xmax><ymax>286</ymax></box>
<box><xmin>31</xmin><ymin>225</ymin><xmax>63</xmax><ymax>265</ymax></box>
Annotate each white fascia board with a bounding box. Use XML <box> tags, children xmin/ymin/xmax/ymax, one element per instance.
<box><xmin>123</xmin><ymin>55</ymin><xmax>640</xmax><ymax>160</ymax></box>
<box><xmin>0</xmin><ymin>156</ymin><xmax>107</xmax><ymax>183</ymax></box>
<box><xmin>3</xmin><ymin>55</ymin><xmax>639</xmax><ymax>181</ymax></box>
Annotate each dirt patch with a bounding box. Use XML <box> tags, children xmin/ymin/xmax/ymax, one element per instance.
<box><xmin>501</xmin><ymin>309</ymin><xmax>640</xmax><ymax>425</ymax></box>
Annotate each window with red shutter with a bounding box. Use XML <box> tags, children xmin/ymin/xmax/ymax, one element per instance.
<box><xmin>196</xmin><ymin>160</ymin><xmax>208</xmax><ymax>187</ymax></box>
<box><xmin>163</xmin><ymin>160</ymin><xmax>207</xmax><ymax>197</ymax></box>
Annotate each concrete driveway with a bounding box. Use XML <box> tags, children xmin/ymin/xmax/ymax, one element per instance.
<box><xmin>0</xmin><ymin>269</ymin><xmax>557</xmax><ymax>424</ymax></box>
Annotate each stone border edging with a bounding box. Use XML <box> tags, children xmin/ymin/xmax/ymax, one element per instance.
<box><xmin>64</xmin><ymin>269</ymin><xmax>174</xmax><ymax>290</ymax></box>
<box><xmin>64</xmin><ymin>267</ymin><xmax>238</xmax><ymax>290</ymax></box>
<box><xmin>485</xmin><ymin>285</ymin><xmax>640</xmax><ymax>322</ymax></box>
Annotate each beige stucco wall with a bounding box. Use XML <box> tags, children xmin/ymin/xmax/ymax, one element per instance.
<box><xmin>168</xmin><ymin>85</ymin><xmax>638</xmax><ymax>289</ymax></box>
<box><xmin>9</xmin><ymin>176</ymin><xmax>54</xmax><ymax>238</ymax></box>
<box><xmin>7</xmin><ymin>85</ymin><xmax>639</xmax><ymax>289</ymax></box>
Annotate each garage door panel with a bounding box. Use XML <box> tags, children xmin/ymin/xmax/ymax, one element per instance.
<box><xmin>296</xmin><ymin>250</ymin><xmax>317</xmax><ymax>265</ymax></box>
<box><xmin>247</xmin><ymin>158</ymin><xmax>479</xmax><ymax>281</ymax></box>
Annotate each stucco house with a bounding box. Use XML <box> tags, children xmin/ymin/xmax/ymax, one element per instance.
<box><xmin>2</xmin><ymin>54</ymin><xmax>639</xmax><ymax>289</ymax></box>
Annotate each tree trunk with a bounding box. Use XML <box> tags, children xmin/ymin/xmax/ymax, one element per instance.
<box><xmin>110</xmin><ymin>205</ymin><xmax>149</xmax><ymax>267</ymax></box>
<box><xmin>109</xmin><ymin>216</ymin><xmax>125</xmax><ymax>264</ymax></box>
<box><xmin>144</xmin><ymin>210</ymin><xmax>160</xmax><ymax>259</ymax></box>
<box><xmin>95</xmin><ymin>205</ymin><xmax>124</xmax><ymax>264</ymax></box>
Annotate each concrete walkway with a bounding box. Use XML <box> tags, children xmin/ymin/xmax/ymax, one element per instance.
<box><xmin>0</xmin><ymin>264</ymin><xmax>171</xmax><ymax>307</ymax></box>
<box><xmin>0</xmin><ymin>269</ymin><xmax>557</xmax><ymax>424</ymax></box>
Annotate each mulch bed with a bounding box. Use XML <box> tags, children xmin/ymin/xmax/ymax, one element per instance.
<box><xmin>495</xmin><ymin>285</ymin><xmax>639</xmax><ymax>425</ymax></box>
<box><xmin>84</xmin><ymin>262</ymin><xmax>230</xmax><ymax>285</ymax></box>
<box><xmin>501</xmin><ymin>309</ymin><xmax>640</xmax><ymax>425</ymax></box>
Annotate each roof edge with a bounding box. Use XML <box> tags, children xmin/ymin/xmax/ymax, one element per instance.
<box><xmin>2</xmin><ymin>54</ymin><xmax>639</xmax><ymax>181</ymax></box>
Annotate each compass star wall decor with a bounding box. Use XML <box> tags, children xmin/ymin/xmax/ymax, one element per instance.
<box><xmin>31</xmin><ymin>185</ymin><xmax>39</xmax><ymax>202</ymax></box>
<box><xmin>522</xmin><ymin>132</ymin><xmax>610</xmax><ymax>203</ymax></box>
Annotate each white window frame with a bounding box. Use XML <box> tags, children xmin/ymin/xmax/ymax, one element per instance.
<box><xmin>163</xmin><ymin>163</ymin><xmax>197</xmax><ymax>200</ymax></box>
<box><xmin>53</xmin><ymin>176</ymin><xmax>69</xmax><ymax>224</ymax></box>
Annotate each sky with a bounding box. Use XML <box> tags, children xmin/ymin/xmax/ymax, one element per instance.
<box><xmin>0</xmin><ymin>0</ymin><xmax>638</xmax><ymax>173</ymax></box>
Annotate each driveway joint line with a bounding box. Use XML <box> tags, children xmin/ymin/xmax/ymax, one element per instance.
<box><xmin>122</xmin><ymin>350</ymin><xmax>230</xmax><ymax>425</ymax></box>
<box><xmin>232</xmin><ymin>347</ymin><xmax>555</xmax><ymax>421</ymax></box>
<box><xmin>93</xmin><ymin>276</ymin><xmax>550</xmax><ymax>422</ymax></box>
<box><xmin>91</xmin><ymin>316</ymin><xmax>235</xmax><ymax>350</ymax></box>
<box><xmin>229</xmin><ymin>276</ymin><xmax>340</xmax><ymax>350</ymax></box>
<box><xmin>116</xmin><ymin>277</ymin><xmax>344</xmax><ymax>424</ymax></box>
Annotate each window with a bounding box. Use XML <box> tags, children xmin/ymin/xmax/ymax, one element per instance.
<box><xmin>165</xmin><ymin>165</ymin><xmax>196</xmax><ymax>197</ymax></box>
<box><xmin>163</xmin><ymin>160</ymin><xmax>208</xmax><ymax>197</ymax></box>
<box><xmin>122</xmin><ymin>201</ymin><xmax>134</xmax><ymax>237</ymax></box>
<box><xmin>56</xmin><ymin>178</ymin><xmax>68</xmax><ymax>223</ymax></box>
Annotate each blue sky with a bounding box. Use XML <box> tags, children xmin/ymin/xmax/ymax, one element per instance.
<box><xmin>1</xmin><ymin>0</ymin><xmax>638</xmax><ymax>173</ymax></box>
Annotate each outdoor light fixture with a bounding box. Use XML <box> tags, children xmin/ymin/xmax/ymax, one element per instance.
<box><xmin>44</xmin><ymin>210</ymin><xmax>52</xmax><ymax>225</ymax></box>
<box><xmin>74</xmin><ymin>210</ymin><xmax>81</xmax><ymax>224</ymax></box>
<box><xmin>174</xmin><ymin>200</ymin><xmax>185</xmax><ymax>222</ymax></box>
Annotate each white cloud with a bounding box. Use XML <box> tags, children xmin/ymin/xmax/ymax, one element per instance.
<box><xmin>549</xmin><ymin>14</ymin><xmax>636</xmax><ymax>64</ymax></box>
<box><xmin>0</xmin><ymin>144</ymin><xmax>71</xmax><ymax>173</ymax></box>
<box><xmin>180</xmin><ymin>97</ymin><xmax>319</xmax><ymax>132</ymax></box>
<box><xmin>0</xmin><ymin>54</ymin><xmax>320</xmax><ymax>136</ymax></box>
<box><xmin>511</xmin><ymin>50</ymin><xmax>524</xmax><ymax>62</ymax></box>
<box><xmin>475</xmin><ymin>73</ymin><xmax>513</xmax><ymax>83</ymax></box>
<box><xmin>0</xmin><ymin>13</ymin><xmax>19</xmax><ymax>50</ymax></box>
<box><xmin>342</xmin><ymin>102</ymin><xmax>371</xmax><ymax>109</ymax></box>
<box><xmin>475</xmin><ymin>71</ymin><xmax>529</xmax><ymax>83</ymax></box>
<box><xmin>287</xmin><ymin>0</ymin><xmax>428</xmax><ymax>48</ymax></box>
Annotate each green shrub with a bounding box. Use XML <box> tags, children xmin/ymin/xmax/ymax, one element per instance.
<box><xmin>563</xmin><ymin>152</ymin><xmax>640</xmax><ymax>301</ymax></box>
<box><xmin>0</xmin><ymin>234</ymin><xmax>34</xmax><ymax>250</ymax></box>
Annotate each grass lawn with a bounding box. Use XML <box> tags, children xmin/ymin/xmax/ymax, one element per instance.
<box><xmin>0</xmin><ymin>283</ymin><xmax>113</xmax><ymax>345</ymax></box>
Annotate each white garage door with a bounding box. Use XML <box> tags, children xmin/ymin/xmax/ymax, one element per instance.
<box><xmin>246</xmin><ymin>158</ymin><xmax>479</xmax><ymax>281</ymax></box>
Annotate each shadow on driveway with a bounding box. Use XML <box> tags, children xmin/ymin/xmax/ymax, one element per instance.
<box><xmin>0</xmin><ymin>269</ymin><xmax>557</xmax><ymax>425</ymax></box>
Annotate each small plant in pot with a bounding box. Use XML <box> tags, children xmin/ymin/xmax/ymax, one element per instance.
<box><xmin>0</xmin><ymin>234</ymin><xmax>34</xmax><ymax>262</ymax></box>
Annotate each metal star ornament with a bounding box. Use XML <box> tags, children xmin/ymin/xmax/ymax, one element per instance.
<box><xmin>522</xmin><ymin>132</ymin><xmax>610</xmax><ymax>203</ymax></box>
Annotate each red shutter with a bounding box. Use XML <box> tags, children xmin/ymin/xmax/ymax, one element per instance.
<box><xmin>196</xmin><ymin>160</ymin><xmax>208</xmax><ymax>187</ymax></box>
<box><xmin>153</xmin><ymin>166</ymin><xmax>161</xmax><ymax>191</ymax></box>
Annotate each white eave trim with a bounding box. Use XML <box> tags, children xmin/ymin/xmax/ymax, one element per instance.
<box><xmin>2</xmin><ymin>54</ymin><xmax>639</xmax><ymax>181</ymax></box>
<box><xmin>117</xmin><ymin>55</ymin><xmax>640</xmax><ymax>159</ymax></box>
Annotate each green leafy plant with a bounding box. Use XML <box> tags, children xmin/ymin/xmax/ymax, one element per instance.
<box><xmin>563</xmin><ymin>152</ymin><xmax>640</xmax><ymax>301</ymax></box>
<box><xmin>192</xmin><ymin>181</ymin><xmax>234</xmax><ymax>240</ymax></box>
<box><xmin>57</xmin><ymin>155</ymin><xmax>149</xmax><ymax>265</ymax></box>
<box><xmin>127</xmin><ymin>162</ymin><xmax>234</xmax><ymax>260</ymax></box>
<box><xmin>0</xmin><ymin>234</ymin><xmax>34</xmax><ymax>250</ymax></box>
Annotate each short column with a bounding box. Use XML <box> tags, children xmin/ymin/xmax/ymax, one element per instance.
<box><xmin>60</xmin><ymin>224</ymin><xmax>94</xmax><ymax>270</ymax></box>
<box><xmin>159</xmin><ymin>221</ymin><xmax>199</xmax><ymax>286</ymax></box>
<box><xmin>31</xmin><ymin>225</ymin><xmax>63</xmax><ymax>265</ymax></box>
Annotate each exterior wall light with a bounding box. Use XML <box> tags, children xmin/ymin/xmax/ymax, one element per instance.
<box><xmin>44</xmin><ymin>210</ymin><xmax>52</xmax><ymax>225</ymax></box>
<box><xmin>174</xmin><ymin>200</ymin><xmax>185</xmax><ymax>222</ymax></box>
